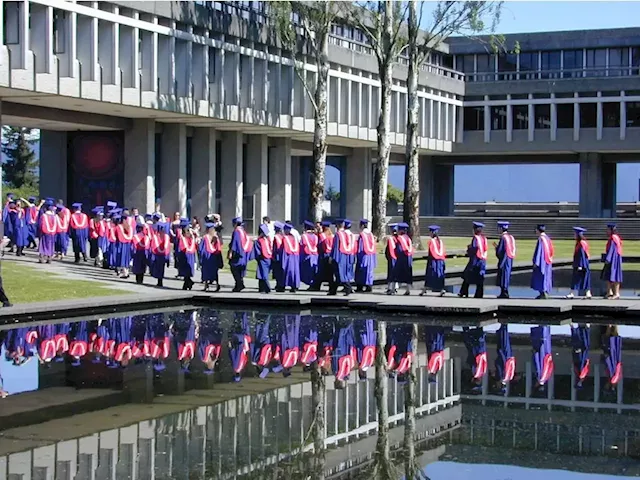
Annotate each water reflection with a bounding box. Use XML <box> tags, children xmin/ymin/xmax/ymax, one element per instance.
<box><xmin>0</xmin><ymin>309</ymin><xmax>638</xmax><ymax>479</ymax></box>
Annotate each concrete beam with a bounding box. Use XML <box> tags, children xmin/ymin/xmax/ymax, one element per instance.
<box><xmin>1</xmin><ymin>102</ymin><xmax>131</xmax><ymax>130</ymax></box>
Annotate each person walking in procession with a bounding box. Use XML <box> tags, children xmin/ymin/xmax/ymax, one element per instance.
<box><xmin>459</xmin><ymin>221</ymin><xmax>488</xmax><ymax>299</ymax></box>
<box><xmin>566</xmin><ymin>226</ymin><xmax>592</xmax><ymax>299</ymax></box>
<box><xmin>531</xmin><ymin>224</ymin><xmax>554</xmax><ymax>299</ymax></box>
<box><xmin>355</xmin><ymin>219</ymin><xmax>376</xmax><ymax>293</ymax></box>
<box><xmin>494</xmin><ymin>221</ymin><xmax>516</xmax><ymax>299</ymax></box>
<box><xmin>602</xmin><ymin>223</ymin><xmax>623</xmax><ymax>299</ymax></box>
<box><xmin>420</xmin><ymin>225</ymin><xmax>446</xmax><ymax>296</ymax></box>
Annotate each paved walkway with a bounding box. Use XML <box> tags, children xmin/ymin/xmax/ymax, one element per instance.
<box><xmin>1</xmin><ymin>250</ymin><xmax>639</xmax><ymax>320</ymax></box>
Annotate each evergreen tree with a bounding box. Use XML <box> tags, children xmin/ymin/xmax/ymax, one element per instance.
<box><xmin>2</xmin><ymin>126</ymin><xmax>39</xmax><ymax>188</ymax></box>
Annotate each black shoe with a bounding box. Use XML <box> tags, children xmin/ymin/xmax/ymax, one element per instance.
<box><xmin>364</xmin><ymin>286</ymin><xmax>373</xmax><ymax>293</ymax></box>
<box><xmin>2</xmin><ymin>302</ymin><xmax>12</xmax><ymax>308</ymax></box>
<box><xmin>327</xmin><ymin>290</ymin><xmax>337</xmax><ymax>296</ymax></box>
<box><xmin>215</xmin><ymin>284</ymin><xmax>221</xmax><ymax>292</ymax></box>
<box><xmin>497</xmin><ymin>293</ymin><xmax>509</xmax><ymax>299</ymax></box>
<box><xmin>355</xmin><ymin>286</ymin><xmax>363</xmax><ymax>293</ymax></box>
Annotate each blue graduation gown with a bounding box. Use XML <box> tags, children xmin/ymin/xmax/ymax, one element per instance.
<box><xmin>425</xmin><ymin>239</ymin><xmax>446</xmax><ymax>291</ymax></box>
<box><xmin>602</xmin><ymin>335</ymin><xmax>622</xmax><ymax>385</ymax></box>
<box><xmin>300</xmin><ymin>233</ymin><xmax>319</xmax><ymax>286</ymax></box>
<box><xmin>299</xmin><ymin>315</ymin><xmax>319</xmax><ymax>366</ymax></box>
<box><xmin>386</xmin><ymin>324</ymin><xmax>413</xmax><ymax>377</ymax></box>
<box><xmin>252</xmin><ymin>314</ymin><xmax>273</xmax><ymax>370</ymax></box>
<box><xmin>229</xmin><ymin>227</ymin><xmax>251</xmax><ymax>278</ymax></box>
<box><xmin>229</xmin><ymin>313</ymin><xmax>251</xmax><ymax>381</ymax></box>
<box><xmin>531</xmin><ymin>236</ymin><xmax>553</xmax><ymax>293</ymax></box>
<box><xmin>385</xmin><ymin>237</ymin><xmax>397</xmax><ymax>283</ymax></box>
<box><xmin>495</xmin><ymin>236</ymin><xmax>513</xmax><ymax>291</ymax></box>
<box><xmin>462</xmin><ymin>327</ymin><xmax>487</xmax><ymax>379</ymax></box>
<box><xmin>571</xmin><ymin>325</ymin><xmax>590</xmax><ymax>385</ymax></box>
<box><xmin>199</xmin><ymin>237</ymin><xmax>223</xmax><ymax>282</ymax></box>
<box><xmin>331</xmin><ymin>321</ymin><xmax>355</xmax><ymax>381</ymax></box>
<box><xmin>277</xmin><ymin>315</ymin><xmax>300</xmax><ymax>375</ymax></box>
<box><xmin>331</xmin><ymin>231</ymin><xmax>354</xmax><ymax>283</ymax></box>
<box><xmin>495</xmin><ymin>325</ymin><xmax>515</xmax><ymax>384</ymax></box>
<box><xmin>69</xmin><ymin>213</ymin><xmax>89</xmax><ymax>254</ymax></box>
<box><xmin>531</xmin><ymin>326</ymin><xmax>553</xmax><ymax>384</ymax></box>
<box><xmin>355</xmin><ymin>233</ymin><xmax>376</xmax><ymax>287</ymax></box>
<box><xmin>425</xmin><ymin>326</ymin><xmax>445</xmax><ymax>378</ymax></box>
<box><xmin>12</xmin><ymin>210</ymin><xmax>29</xmax><ymax>247</ymax></box>
<box><xmin>463</xmin><ymin>237</ymin><xmax>486</xmax><ymax>285</ymax></box>
<box><xmin>26</xmin><ymin>206</ymin><xmax>38</xmax><ymax>244</ymax></box>
<box><xmin>571</xmin><ymin>241</ymin><xmax>591</xmax><ymax>290</ymax></box>
<box><xmin>393</xmin><ymin>235</ymin><xmax>413</xmax><ymax>284</ymax></box>
<box><xmin>252</xmin><ymin>237</ymin><xmax>272</xmax><ymax>281</ymax></box>
<box><xmin>602</xmin><ymin>236</ymin><xmax>623</xmax><ymax>283</ymax></box>
<box><xmin>354</xmin><ymin>319</ymin><xmax>376</xmax><ymax>372</ymax></box>
<box><xmin>150</xmin><ymin>235</ymin><xmax>171</xmax><ymax>280</ymax></box>
<box><xmin>281</xmin><ymin>235</ymin><xmax>301</xmax><ymax>288</ymax></box>
<box><xmin>198</xmin><ymin>310</ymin><xmax>223</xmax><ymax>370</ymax></box>
<box><xmin>131</xmin><ymin>238</ymin><xmax>149</xmax><ymax>275</ymax></box>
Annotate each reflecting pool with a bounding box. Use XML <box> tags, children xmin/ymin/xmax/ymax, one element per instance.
<box><xmin>0</xmin><ymin>307</ymin><xmax>639</xmax><ymax>479</ymax></box>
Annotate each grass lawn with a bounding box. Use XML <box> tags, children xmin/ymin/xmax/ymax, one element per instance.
<box><xmin>232</xmin><ymin>236</ymin><xmax>640</xmax><ymax>278</ymax></box>
<box><xmin>1</xmin><ymin>261</ymin><xmax>127</xmax><ymax>305</ymax></box>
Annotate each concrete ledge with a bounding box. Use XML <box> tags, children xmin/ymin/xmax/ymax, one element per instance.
<box><xmin>0</xmin><ymin>387</ymin><xmax>126</xmax><ymax>432</ymax></box>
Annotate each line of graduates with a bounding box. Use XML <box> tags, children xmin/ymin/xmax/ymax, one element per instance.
<box><xmin>423</xmin><ymin>220</ymin><xmax>624</xmax><ymax>300</ymax></box>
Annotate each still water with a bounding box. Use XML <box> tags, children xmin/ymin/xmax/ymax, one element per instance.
<box><xmin>0</xmin><ymin>307</ymin><xmax>639</xmax><ymax>479</ymax></box>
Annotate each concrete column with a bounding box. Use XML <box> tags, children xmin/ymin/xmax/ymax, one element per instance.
<box><xmin>39</xmin><ymin>130</ymin><xmax>68</xmax><ymax>202</ymax></box>
<box><xmin>457</xmin><ymin>105</ymin><xmax>464</xmax><ymax>143</ymax></box>
<box><xmin>433</xmin><ymin>164</ymin><xmax>455</xmax><ymax>216</ymax></box>
<box><xmin>506</xmin><ymin>99</ymin><xmax>513</xmax><ymax>142</ymax></box>
<box><xmin>220</xmin><ymin>131</ymin><xmax>243</xmax><ymax>225</ymax></box>
<box><xmin>124</xmin><ymin>119</ymin><xmax>155</xmax><ymax>214</ymax></box>
<box><xmin>419</xmin><ymin>156</ymin><xmax>434</xmax><ymax>216</ymax></box>
<box><xmin>268</xmin><ymin>138</ymin><xmax>292</xmax><ymax>221</ymax></box>
<box><xmin>160</xmin><ymin>124</ymin><xmax>187</xmax><ymax>217</ymax></box>
<box><xmin>579</xmin><ymin>152</ymin><xmax>616</xmax><ymax>218</ymax></box>
<box><xmin>550</xmin><ymin>93</ymin><xmax>557</xmax><ymax>141</ymax></box>
<box><xmin>345</xmin><ymin>148</ymin><xmax>372</xmax><ymax>222</ymax></box>
<box><xmin>483</xmin><ymin>96</ymin><xmax>490</xmax><ymax>143</ymax></box>
<box><xmin>190</xmin><ymin>127</ymin><xmax>217</xmax><ymax>221</ymax></box>
<box><xmin>620</xmin><ymin>91</ymin><xmax>627</xmax><ymax>140</ymax></box>
<box><xmin>573</xmin><ymin>92</ymin><xmax>580</xmax><ymax>141</ymax></box>
<box><xmin>596</xmin><ymin>92</ymin><xmax>603</xmax><ymax>140</ymax></box>
<box><xmin>528</xmin><ymin>95</ymin><xmax>535</xmax><ymax>142</ymax></box>
<box><xmin>245</xmin><ymin>134</ymin><xmax>268</xmax><ymax>227</ymax></box>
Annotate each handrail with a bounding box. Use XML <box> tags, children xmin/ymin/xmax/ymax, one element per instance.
<box><xmin>467</xmin><ymin>65</ymin><xmax>640</xmax><ymax>82</ymax></box>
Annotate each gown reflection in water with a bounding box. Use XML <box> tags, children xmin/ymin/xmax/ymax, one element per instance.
<box><xmin>1</xmin><ymin>310</ymin><xmax>639</xmax><ymax>480</ymax></box>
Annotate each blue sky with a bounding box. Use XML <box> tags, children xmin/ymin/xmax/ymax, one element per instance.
<box><xmin>327</xmin><ymin>1</ymin><xmax>640</xmax><ymax>203</ymax></box>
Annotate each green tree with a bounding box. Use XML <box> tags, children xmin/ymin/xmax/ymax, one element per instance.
<box><xmin>2</xmin><ymin>127</ymin><xmax>39</xmax><ymax>189</ymax></box>
<box><xmin>386</xmin><ymin>183</ymin><xmax>404</xmax><ymax>204</ymax></box>
<box><xmin>324</xmin><ymin>183</ymin><xmax>340</xmax><ymax>201</ymax></box>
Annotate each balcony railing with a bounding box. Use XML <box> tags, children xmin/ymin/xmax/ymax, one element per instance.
<box><xmin>466</xmin><ymin>65</ymin><xmax>640</xmax><ymax>82</ymax></box>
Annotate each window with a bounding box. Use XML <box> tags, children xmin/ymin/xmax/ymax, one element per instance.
<box><xmin>463</xmin><ymin>106</ymin><xmax>484</xmax><ymax>131</ymax></box>
<box><xmin>540</xmin><ymin>51</ymin><xmax>561</xmax><ymax>78</ymax></box>
<box><xmin>557</xmin><ymin>103</ymin><xmax>574</xmax><ymax>128</ymax></box>
<box><xmin>627</xmin><ymin>102</ymin><xmax>640</xmax><ymax>127</ymax></box>
<box><xmin>3</xmin><ymin>2</ymin><xmax>20</xmax><ymax>45</ymax></box>
<box><xmin>491</xmin><ymin>106</ymin><xmax>506</xmax><ymax>130</ymax></box>
<box><xmin>562</xmin><ymin>50</ymin><xmax>582</xmax><ymax>78</ymax></box>
<box><xmin>609</xmin><ymin>47</ymin><xmax>629</xmax><ymax>76</ymax></box>
<box><xmin>603</xmin><ymin>102</ymin><xmax>620</xmax><ymax>127</ymax></box>
<box><xmin>208</xmin><ymin>47</ymin><xmax>217</xmax><ymax>79</ymax></box>
<box><xmin>519</xmin><ymin>52</ymin><xmax>538</xmax><ymax>79</ymax></box>
<box><xmin>53</xmin><ymin>9</ymin><xmax>66</xmax><ymax>54</ymax></box>
<box><xmin>476</xmin><ymin>54</ymin><xmax>495</xmax><ymax>81</ymax></box>
<box><xmin>498</xmin><ymin>53</ymin><xmax>517</xmax><ymax>80</ymax></box>
<box><xmin>633</xmin><ymin>47</ymin><xmax>640</xmax><ymax>75</ymax></box>
<box><xmin>534</xmin><ymin>104</ymin><xmax>551</xmax><ymax>129</ymax></box>
<box><xmin>457</xmin><ymin>55</ymin><xmax>475</xmax><ymax>78</ymax></box>
<box><xmin>585</xmin><ymin>49</ymin><xmax>606</xmax><ymax>77</ymax></box>
<box><xmin>513</xmin><ymin>105</ymin><xmax>528</xmax><ymax>129</ymax></box>
<box><xmin>580</xmin><ymin>103</ymin><xmax>597</xmax><ymax>128</ymax></box>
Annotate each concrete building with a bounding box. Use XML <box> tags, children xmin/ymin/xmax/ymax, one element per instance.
<box><xmin>0</xmin><ymin>1</ymin><xmax>637</xmax><ymax>227</ymax></box>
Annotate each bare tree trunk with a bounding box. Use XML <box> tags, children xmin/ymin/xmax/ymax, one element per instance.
<box><xmin>371</xmin><ymin>1</ymin><xmax>394</xmax><ymax>239</ymax></box>
<box><xmin>403</xmin><ymin>1</ymin><xmax>421</xmax><ymax>248</ymax></box>
<box><xmin>373</xmin><ymin>320</ymin><xmax>394</xmax><ymax>478</ymax></box>
<box><xmin>308</xmin><ymin>21</ymin><xmax>330</xmax><ymax>223</ymax></box>
<box><xmin>310</xmin><ymin>362</ymin><xmax>326</xmax><ymax>480</ymax></box>
<box><xmin>403</xmin><ymin>323</ymin><xmax>419</xmax><ymax>480</ymax></box>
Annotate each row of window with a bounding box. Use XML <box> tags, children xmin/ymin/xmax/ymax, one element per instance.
<box><xmin>463</xmin><ymin>102</ymin><xmax>640</xmax><ymax>131</ymax></box>
<box><xmin>455</xmin><ymin>47</ymin><xmax>640</xmax><ymax>81</ymax></box>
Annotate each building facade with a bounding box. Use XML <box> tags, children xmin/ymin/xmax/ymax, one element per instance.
<box><xmin>0</xmin><ymin>1</ymin><xmax>637</xmax><ymax>224</ymax></box>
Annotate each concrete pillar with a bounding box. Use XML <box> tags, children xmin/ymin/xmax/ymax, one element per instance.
<box><xmin>268</xmin><ymin>138</ymin><xmax>292</xmax><ymax>221</ymax></box>
<box><xmin>596</xmin><ymin>92</ymin><xmax>603</xmax><ymax>141</ymax></box>
<box><xmin>433</xmin><ymin>164</ymin><xmax>455</xmax><ymax>216</ymax></box>
<box><xmin>483</xmin><ymin>95</ymin><xmax>490</xmax><ymax>143</ymax></box>
<box><xmin>345</xmin><ymin>148</ymin><xmax>372</xmax><ymax>222</ymax></box>
<box><xmin>39</xmin><ymin>130</ymin><xmax>68</xmax><ymax>202</ymax></box>
<box><xmin>190</xmin><ymin>127</ymin><xmax>217</xmax><ymax>221</ymax></box>
<box><xmin>506</xmin><ymin>98</ymin><xmax>513</xmax><ymax>142</ymax></box>
<box><xmin>419</xmin><ymin>156</ymin><xmax>434</xmax><ymax>216</ymax></box>
<box><xmin>579</xmin><ymin>152</ymin><xmax>616</xmax><ymax>218</ymax></box>
<box><xmin>245</xmin><ymin>134</ymin><xmax>268</xmax><ymax>230</ymax></box>
<box><xmin>550</xmin><ymin>93</ymin><xmax>557</xmax><ymax>141</ymax></box>
<box><xmin>620</xmin><ymin>91</ymin><xmax>627</xmax><ymax>140</ymax></box>
<box><xmin>124</xmin><ymin>119</ymin><xmax>155</xmax><ymax>214</ymax></box>
<box><xmin>220</xmin><ymin>131</ymin><xmax>243</xmax><ymax>226</ymax></box>
<box><xmin>160</xmin><ymin>124</ymin><xmax>187</xmax><ymax>217</ymax></box>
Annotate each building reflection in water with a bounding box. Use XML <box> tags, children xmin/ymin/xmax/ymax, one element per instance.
<box><xmin>0</xmin><ymin>309</ymin><xmax>639</xmax><ymax>479</ymax></box>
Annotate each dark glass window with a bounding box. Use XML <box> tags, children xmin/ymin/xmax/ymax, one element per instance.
<box><xmin>627</xmin><ymin>102</ymin><xmax>640</xmax><ymax>127</ymax></box>
<box><xmin>535</xmin><ymin>104</ymin><xmax>551</xmax><ymax>129</ymax></box>
<box><xmin>585</xmin><ymin>49</ymin><xmax>606</xmax><ymax>77</ymax></box>
<box><xmin>457</xmin><ymin>55</ymin><xmax>475</xmax><ymax>75</ymax></box>
<box><xmin>498</xmin><ymin>53</ymin><xmax>517</xmax><ymax>80</ymax></box>
<box><xmin>603</xmin><ymin>102</ymin><xmax>620</xmax><ymax>127</ymax></box>
<box><xmin>491</xmin><ymin>106</ymin><xmax>506</xmax><ymax>130</ymax></box>
<box><xmin>476</xmin><ymin>54</ymin><xmax>495</xmax><ymax>81</ymax></box>
<box><xmin>609</xmin><ymin>48</ymin><xmax>629</xmax><ymax>76</ymax></box>
<box><xmin>562</xmin><ymin>50</ymin><xmax>582</xmax><ymax>78</ymax></box>
<box><xmin>519</xmin><ymin>52</ymin><xmax>539</xmax><ymax>79</ymax></box>
<box><xmin>580</xmin><ymin>103</ymin><xmax>597</xmax><ymax>128</ymax></box>
<box><xmin>513</xmin><ymin>105</ymin><xmax>528</xmax><ymax>129</ymax></box>
<box><xmin>463</xmin><ymin>107</ymin><xmax>484</xmax><ymax>131</ymax></box>
<box><xmin>633</xmin><ymin>47</ymin><xmax>640</xmax><ymax>75</ymax></box>
<box><xmin>540</xmin><ymin>51</ymin><xmax>561</xmax><ymax>78</ymax></box>
<box><xmin>557</xmin><ymin>103</ymin><xmax>574</xmax><ymax>129</ymax></box>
